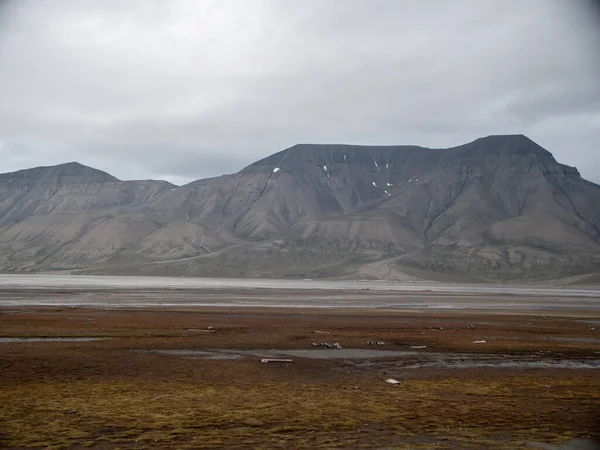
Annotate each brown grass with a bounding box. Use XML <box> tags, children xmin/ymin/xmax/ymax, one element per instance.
<box><xmin>2</xmin><ymin>375</ymin><xmax>599</xmax><ymax>449</ymax></box>
<box><xmin>1</xmin><ymin>307</ymin><xmax>599</xmax><ymax>449</ymax></box>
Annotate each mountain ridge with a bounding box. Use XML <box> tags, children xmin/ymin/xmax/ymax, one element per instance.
<box><xmin>1</xmin><ymin>134</ymin><xmax>599</xmax><ymax>281</ymax></box>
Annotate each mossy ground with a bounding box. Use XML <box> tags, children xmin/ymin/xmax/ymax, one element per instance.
<box><xmin>1</xmin><ymin>307</ymin><xmax>599</xmax><ymax>449</ymax></box>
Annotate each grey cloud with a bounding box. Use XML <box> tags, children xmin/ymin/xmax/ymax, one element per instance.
<box><xmin>0</xmin><ymin>0</ymin><xmax>599</xmax><ymax>185</ymax></box>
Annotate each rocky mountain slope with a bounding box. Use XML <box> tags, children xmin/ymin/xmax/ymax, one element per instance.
<box><xmin>1</xmin><ymin>135</ymin><xmax>599</xmax><ymax>281</ymax></box>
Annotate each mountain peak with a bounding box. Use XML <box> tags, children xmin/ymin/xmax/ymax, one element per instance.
<box><xmin>241</xmin><ymin>143</ymin><xmax>428</xmax><ymax>174</ymax></box>
<box><xmin>55</xmin><ymin>161</ymin><xmax>91</xmax><ymax>170</ymax></box>
<box><xmin>463</xmin><ymin>134</ymin><xmax>552</xmax><ymax>157</ymax></box>
<box><xmin>46</xmin><ymin>161</ymin><xmax>118</xmax><ymax>180</ymax></box>
<box><xmin>241</xmin><ymin>134</ymin><xmax>557</xmax><ymax>175</ymax></box>
<box><xmin>0</xmin><ymin>161</ymin><xmax>119</xmax><ymax>187</ymax></box>
<box><xmin>477</xmin><ymin>133</ymin><xmax>530</xmax><ymax>141</ymax></box>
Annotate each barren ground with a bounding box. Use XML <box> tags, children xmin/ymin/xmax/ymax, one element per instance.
<box><xmin>1</xmin><ymin>288</ymin><xmax>600</xmax><ymax>449</ymax></box>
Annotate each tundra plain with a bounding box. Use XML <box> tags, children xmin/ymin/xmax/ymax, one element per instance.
<box><xmin>1</xmin><ymin>278</ymin><xmax>599</xmax><ymax>449</ymax></box>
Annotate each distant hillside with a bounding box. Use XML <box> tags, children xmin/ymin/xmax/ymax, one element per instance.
<box><xmin>1</xmin><ymin>135</ymin><xmax>599</xmax><ymax>281</ymax></box>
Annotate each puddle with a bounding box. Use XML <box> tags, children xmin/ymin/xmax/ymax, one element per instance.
<box><xmin>0</xmin><ymin>337</ymin><xmax>108</xmax><ymax>343</ymax></box>
<box><xmin>136</xmin><ymin>348</ymin><xmax>600</xmax><ymax>369</ymax></box>
<box><xmin>474</xmin><ymin>336</ymin><xmax>600</xmax><ymax>344</ymax></box>
<box><xmin>543</xmin><ymin>337</ymin><xmax>600</xmax><ymax>344</ymax></box>
<box><xmin>486</xmin><ymin>336</ymin><xmax>526</xmax><ymax>340</ymax></box>
<box><xmin>398</xmin><ymin>358</ymin><xmax>600</xmax><ymax>370</ymax></box>
<box><xmin>136</xmin><ymin>348</ymin><xmax>416</xmax><ymax>360</ymax></box>
<box><xmin>134</xmin><ymin>350</ymin><xmax>242</xmax><ymax>360</ymax></box>
<box><xmin>527</xmin><ymin>437</ymin><xmax>600</xmax><ymax>450</ymax></box>
<box><xmin>266</xmin><ymin>349</ymin><xmax>415</xmax><ymax>359</ymax></box>
<box><xmin>349</xmin><ymin>353</ymin><xmax>600</xmax><ymax>370</ymax></box>
<box><xmin>577</xmin><ymin>320</ymin><xmax>600</xmax><ymax>326</ymax></box>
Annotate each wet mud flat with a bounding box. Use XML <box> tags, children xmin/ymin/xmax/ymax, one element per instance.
<box><xmin>137</xmin><ymin>348</ymin><xmax>600</xmax><ymax>370</ymax></box>
<box><xmin>1</xmin><ymin>288</ymin><xmax>600</xmax><ymax>449</ymax></box>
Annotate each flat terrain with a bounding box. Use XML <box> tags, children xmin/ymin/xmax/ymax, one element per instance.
<box><xmin>1</xmin><ymin>275</ymin><xmax>600</xmax><ymax>312</ymax></box>
<box><xmin>2</xmin><ymin>274</ymin><xmax>600</xmax><ymax>296</ymax></box>
<box><xmin>1</xmin><ymin>281</ymin><xmax>600</xmax><ymax>449</ymax></box>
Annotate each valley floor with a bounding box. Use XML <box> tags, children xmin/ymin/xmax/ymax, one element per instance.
<box><xmin>1</xmin><ymin>287</ymin><xmax>599</xmax><ymax>449</ymax></box>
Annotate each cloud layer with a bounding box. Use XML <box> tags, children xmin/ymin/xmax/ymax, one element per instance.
<box><xmin>1</xmin><ymin>0</ymin><xmax>599</xmax><ymax>184</ymax></box>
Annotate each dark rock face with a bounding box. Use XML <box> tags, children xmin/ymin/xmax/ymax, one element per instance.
<box><xmin>0</xmin><ymin>135</ymin><xmax>599</xmax><ymax>280</ymax></box>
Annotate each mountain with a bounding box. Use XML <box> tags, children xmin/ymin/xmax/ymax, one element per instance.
<box><xmin>1</xmin><ymin>135</ymin><xmax>599</xmax><ymax>281</ymax></box>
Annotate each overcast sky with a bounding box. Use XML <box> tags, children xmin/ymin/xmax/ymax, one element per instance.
<box><xmin>0</xmin><ymin>0</ymin><xmax>599</xmax><ymax>185</ymax></box>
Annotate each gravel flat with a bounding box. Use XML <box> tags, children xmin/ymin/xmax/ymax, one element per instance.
<box><xmin>0</xmin><ymin>274</ymin><xmax>599</xmax><ymax>311</ymax></box>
